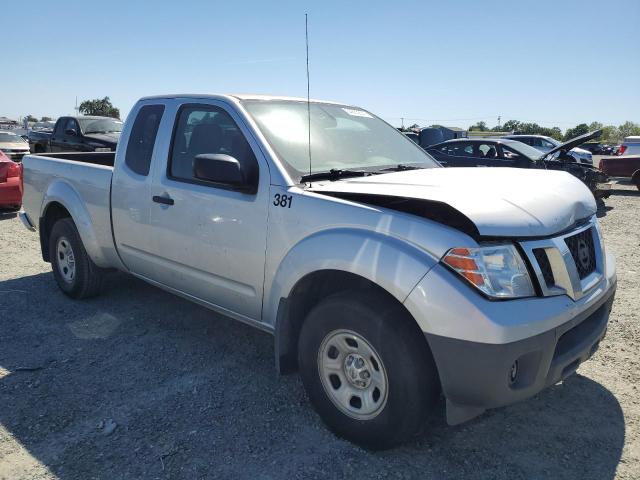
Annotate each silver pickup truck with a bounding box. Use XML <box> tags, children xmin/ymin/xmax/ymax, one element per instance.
<box><xmin>20</xmin><ymin>94</ymin><xmax>617</xmax><ymax>449</ymax></box>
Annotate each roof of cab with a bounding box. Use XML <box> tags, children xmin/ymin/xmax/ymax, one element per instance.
<box><xmin>137</xmin><ymin>93</ymin><xmax>346</xmax><ymax>105</ymax></box>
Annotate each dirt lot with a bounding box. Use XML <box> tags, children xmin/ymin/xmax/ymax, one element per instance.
<box><xmin>0</xmin><ymin>183</ymin><xmax>638</xmax><ymax>480</ymax></box>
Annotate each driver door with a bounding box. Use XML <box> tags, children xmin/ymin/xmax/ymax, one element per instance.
<box><xmin>145</xmin><ymin>101</ymin><xmax>270</xmax><ymax>321</ymax></box>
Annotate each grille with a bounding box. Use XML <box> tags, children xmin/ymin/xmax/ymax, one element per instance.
<box><xmin>533</xmin><ymin>248</ymin><xmax>554</xmax><ymax>287</ymax></box>
<box><xmin>565</xmin><ymin>228</ymin><xmax>596</xmax><ymax>279</ymax></box>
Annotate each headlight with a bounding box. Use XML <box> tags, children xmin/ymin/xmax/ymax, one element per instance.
<box><xmin>442</xmin><ymin>244</ymin><xmax>535</xmax><ymax>299</ymax></box>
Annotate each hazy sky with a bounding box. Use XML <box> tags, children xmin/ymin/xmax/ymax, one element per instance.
<box><xmin>3</xmin><ymin>0</ymin><xmax>639</xmax><ymax>129</ymax></box>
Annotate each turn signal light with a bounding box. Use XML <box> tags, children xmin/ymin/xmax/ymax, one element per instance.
<box><xmin>442</xmin><ymin>244</ymin><xmax>535</xmax><ymax>299</ymax></box>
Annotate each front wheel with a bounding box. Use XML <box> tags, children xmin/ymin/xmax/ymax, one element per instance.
<box><xmin>298</xmin><ymin>291</ymin><xmax>440</xmax><ymax>449</ymax></box>
<box><xmin>49</xmin><ymin>218</ymin><xmax>104</xmax><ymax>299</ymax></box>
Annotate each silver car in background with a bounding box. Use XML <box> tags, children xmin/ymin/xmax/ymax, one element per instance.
<box><xmin>616</xmin><ymin>136</ymin><xmax>640</xmax><ymax>156</ymax></box>
<box><xmin>504</xmin><ymin>134</ymin><xmax>593</xmax><ymax>165</ymax></box>
<box><xmin>0</xmin><ymin>130</ymin><xmax>30</xmax><ymax>162</ymax></box>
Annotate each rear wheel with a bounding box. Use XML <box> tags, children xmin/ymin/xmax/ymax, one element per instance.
<box><xmin>49</xmin><ymin>218</ymin><xmax>104</xmax><ymax>299</ymax></box>
<box><xmin>298</xmin><ymin>291</ymin><xmax>440</xmax><ymax>449</ymax></box>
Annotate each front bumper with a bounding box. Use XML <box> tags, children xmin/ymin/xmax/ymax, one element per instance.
<box><xmin>426</xmin><ymin>285</ymin><xmax>615</xmax><ymax>424</ymax></box>
<box><xmin>403</xmin><ymin>221</ymin><xmax>617</xmax><ymax>424</ymax></box>
<box><xmin>596</xmin><ymin>181</ymin><xmax>615</xmax><ymax>198</ymax></box>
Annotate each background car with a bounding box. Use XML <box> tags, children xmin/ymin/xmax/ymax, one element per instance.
<box><xmin>616</xmin><ymin>136</ymin><xmax>640</xmax><ymax>156</ymax></box>
<box><xmin>48</xmin><ymin>116</ymin><xmax>122</xmax><ymax>153</ymax></box>
<box><xmin>425</xmin><ymin>136</ymin><xmax>611</xmax><ymax>198</ymax></box>
<box><xmin>0</xmin><ymin>130</ymin><xmax>30</xmax><ymax>162</ymax></box>
<box><xmin>0</xmin><ymin>149</ymin><xmax>23</xmax><ymax>210</ymax></box>
<box><xmin>581</xmin><ymin>142</ymin><xmax>616</xmax><ymax>155</ymax></box>
<box><xmin>503</xmin><ymin>134</ymin><xmax>593</xmax><ymax>165</ymax></box>
<box><xmin>600</xmin><ymin>155</ymin><xmax>640</xmax><ymax>190</ymax></box>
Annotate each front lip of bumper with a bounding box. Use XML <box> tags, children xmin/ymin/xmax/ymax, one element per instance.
<box><xmin>427</xmin><ymin>283</ymin><xmax>616</xmax><ymax>425</ymax></box>
<box><xmin>18</xmin><ymin>211</ymin><xmax>36</xmax><ymax>231</ymax></box>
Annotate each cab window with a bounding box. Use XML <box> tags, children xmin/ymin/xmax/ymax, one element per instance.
<box><xmin>125</xmin><ymin>104</ymin><xmax>165</xmax><ymax>176</ymax></box>
<box><xmin>501</xmin><ymin>145</ymin><xmax>524</xmax><ymax>160</ymax></box>
<box><xmin>65</xmin><ymin>118</ymin><xmax>79</xmax><ymax>135</ymax></box>
<box><xmin>169</xmin><ymin>104</ymin><xmax>258</xmax><ymax>187</ymax></box>
<box><xmin>438</xmin><ymin>142</ymin><xmax>474</xmax><ymax>156</ymax></box>
<box><xmin>476</xmin><ymin>143</ymin><xmax>497</xmax><ymax>158</ymax></box>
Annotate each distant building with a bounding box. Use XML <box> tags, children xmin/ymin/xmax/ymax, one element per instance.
<box><xmin>467</xmin><ymin>130</ymin><xmax>512</xmax><ymax>138</ymax></box>
<box><xmin>417</xmin><ymin>126</ymin><xmax>468</xmax><ymax>147</ymax></box>
<box><xmin>438</xmin><ymin>126</ymin><xmax>468</xmax><ymax>140</ymax></box>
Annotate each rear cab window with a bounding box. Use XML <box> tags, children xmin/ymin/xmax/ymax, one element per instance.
<box><xmin>125</xmin><ymin>105</ymin><xmax>165</xmax><ymax>176</ymax></box>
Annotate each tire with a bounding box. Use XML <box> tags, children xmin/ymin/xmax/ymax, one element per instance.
<box><xmin>298</xmin><ymin>291</ymin><xmax>440</xmax><ymax>449</ymax></box>
<box><xmin>49</xmin><ymin>217</ymin><xmax>104</xmax><ymax>299</ymax></box>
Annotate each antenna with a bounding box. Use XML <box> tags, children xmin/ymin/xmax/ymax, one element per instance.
<box><xmin>305</xmin><ymin>13</ymin><xmax>312</xmax><ymax>179</ymax></box>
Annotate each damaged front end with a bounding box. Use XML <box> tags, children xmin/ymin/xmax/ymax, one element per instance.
<box><xmin>315</xmin><ymin>192</ymin><xmax>481</xmax><ymax>238</ymax></box>
<box><xmin>540</xmin><ymin>159</ymin><xmax>613</xmax><ymax>199</ymax></box>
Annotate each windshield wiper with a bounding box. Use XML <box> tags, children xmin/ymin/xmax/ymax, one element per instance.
<box><xmin>377</xmin><ymin>164</ymin><xmax>425</xmax><ymax>172</ymax></box>
<box><xmin>301</xmin><ymin>168</ymin><xmax>373</xmax><ymax>183</ymax></box>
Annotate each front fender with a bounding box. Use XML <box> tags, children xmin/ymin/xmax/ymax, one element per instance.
<box><xmin>42</xmin><ymin>179</ymin><xmax>110</xmax><ymax>267</ymax></box>
<box><xmin>264</xmin><ymin>227</ymin><xmax>438</xmax><ymax>328</ymax></box>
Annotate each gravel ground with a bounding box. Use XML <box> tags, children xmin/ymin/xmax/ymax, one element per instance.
<box><xmin>0</xmin><ymin>183</ymin><xmax>638</xmax><ymax>480</ymax></box>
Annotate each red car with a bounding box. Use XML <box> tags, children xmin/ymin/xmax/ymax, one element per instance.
<box><xmin>599</xmin><ymin>156</ymin><xmax>640</xmax><ymax>190</ymax></box>
<box><xmin>0</xmin><ymin>150</ymin><xmax>23</xmax><ymax>210</ymax></box>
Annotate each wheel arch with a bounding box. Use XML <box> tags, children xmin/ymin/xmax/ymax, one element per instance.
<box><xmin>39</xmin><ymin>181</ymin><xmax>108</xmax><ymax>266</ymax></box>
<box><xmin>267</xmin><ymin>228</ymin><xmax>438</xmax><ymax>374</ymax></box>
<box><xmin>274</xmin><ymin>269</ymin><xmax>433</xmax><ymax>375</ymax></box>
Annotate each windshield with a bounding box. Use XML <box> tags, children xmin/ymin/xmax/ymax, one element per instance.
<box><xmin>78</xmin><ymin>118</ymin><xmax>123</xmax><ymax>134</ymax></box>
<box><xmin>242</xmin><ymin>100</ymin><xmax>439</xmax><ymax>180</ymax></box>
<box><xmin>32</xmin><ymin>122</ymin><xmax>55</xmax><ymax>131</ymax></box>
<box><xmin>504</xmin><ymin>141</ymin><xmax>545</xmax><ymax>160</ymax></box>
<box><xmin>0</xmin><ymin>132</ymin><xmax>26</xmax><ymax>143</ymax></box>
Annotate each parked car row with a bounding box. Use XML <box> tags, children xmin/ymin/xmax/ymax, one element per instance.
<box><xmin>424</xmin><ymin>131</ymin><xmax>612</xmax><ymax>199</ymax></box>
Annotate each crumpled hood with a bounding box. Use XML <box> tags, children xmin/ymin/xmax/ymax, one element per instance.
<box><xmin>309</xmin><ymin>167</ymin><xmax>596</xmax><ymax>237</ymax></box>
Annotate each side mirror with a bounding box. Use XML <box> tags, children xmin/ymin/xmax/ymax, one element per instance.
<box><xmin>193</xmin><ymin>154</ymin><xmax>254</xmax><ymax>192</ymax></box>
<box><xmin>65</xmin><ymin>128</ymin><xmax>77</xmax><ymax>136</ymax></box>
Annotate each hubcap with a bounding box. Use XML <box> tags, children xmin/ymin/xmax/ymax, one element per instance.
<box><xmin>56</xmin><ymin>237</ymin><xmax>76</xmax><ymax>284</ymax></box>
<box><xmin>318</xmin><ymin>329</ymin><xmax>388</xmax><ymax>420</ymax></box>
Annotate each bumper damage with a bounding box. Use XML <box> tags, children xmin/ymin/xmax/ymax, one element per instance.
<box><xmin>427</xmin><ymin>286</ymin><xmax>615</xmax><ymax>425</ymax></box>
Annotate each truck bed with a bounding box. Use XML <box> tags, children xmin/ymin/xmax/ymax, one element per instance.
<box><xmin>33</xmin><ymin>151</ymin><xmax>116</xmax><ymax>167</ymax></box>
<box><xmin>599</xmin><ymin>155</ymin><xmax>640</xmax><ymax>178</ymax></box>
<box><xmin>21</xmin><ymin>152</ymin><xmax>119</xmax><ymax>268</ymax></box>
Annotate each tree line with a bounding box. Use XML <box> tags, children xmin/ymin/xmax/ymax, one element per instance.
<box><xmin>22</xmin><ymin>96</ymin><xmax>121</xmax><ymax>124</ymax></box>
<box><xmin>468</xmin><ymin>120</ymin><xmax>640</xmax><ymax>144</ymax></box>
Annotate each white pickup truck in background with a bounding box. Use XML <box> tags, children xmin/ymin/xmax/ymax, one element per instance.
<box><xmin>19</xmin><ymin>94</ymin><xmax>617</xmax><ymax>449</ymax></box>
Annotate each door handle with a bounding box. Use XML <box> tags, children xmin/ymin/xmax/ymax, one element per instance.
<box><xmin>152</xmin><ymin>195</ymin><xmax>174</xmax><ymax>206</ymax></box>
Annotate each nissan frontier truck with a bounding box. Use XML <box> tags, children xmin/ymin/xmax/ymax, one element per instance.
<box><xmin>19</xmin><ymin>94</ymin><xmax>617</xmax><ymax>449</ymax></box>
